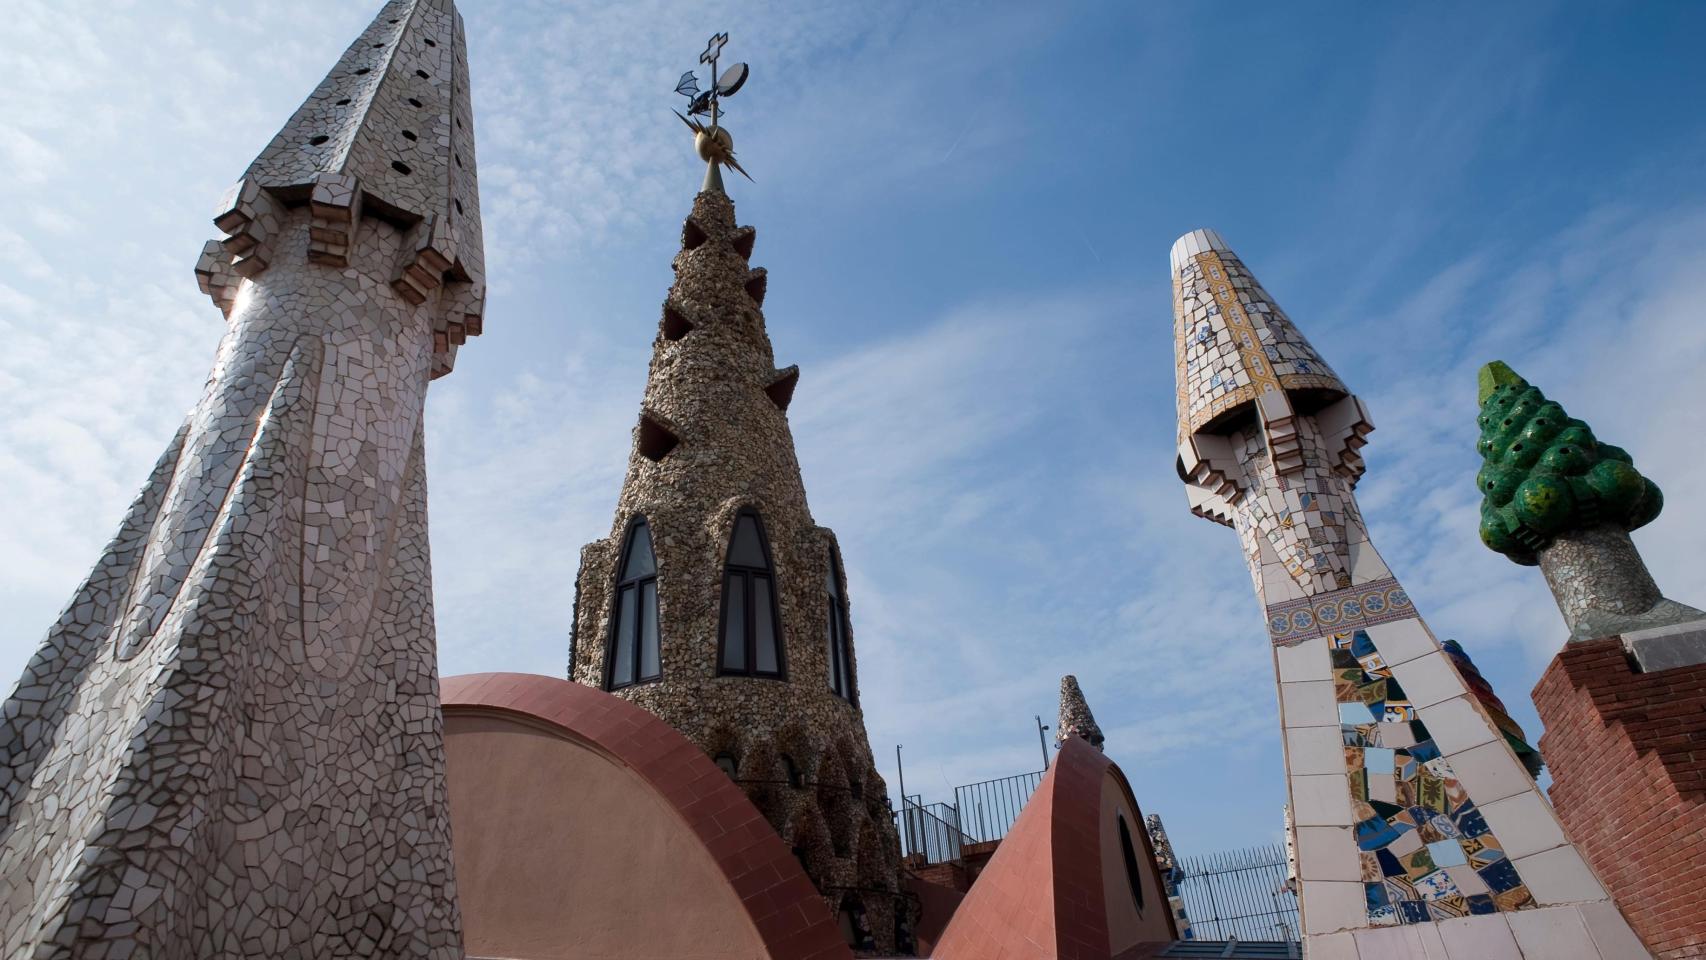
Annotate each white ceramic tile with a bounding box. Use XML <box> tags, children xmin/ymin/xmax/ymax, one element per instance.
<box><xmin>1353</xmin><ymin>927</ymin><xmax>1429</xmax><ymax>960</ymax></box>
<box><xmin>1577</xmin><ymin>900</ymin><xmax>1651</xmax><ymax>960</ymax></box>
<box><xmin>1347</xmin><ymin>536</ymin><xmax>1392</xmax><ymax>585</ymax></box>
<box><xmin>1281</xmin><ymin>679</ymin><xmax>1339</xmax><ymax>728</ymax></box>
<box><xmin>1437</xmin><ymin>914</ymin><xmax>1520</xmax><ymax>960</ymax></box>
<box><xmin>1306</xmin><ymin>931</ymin><xmax>1359</xmax><ymax>960</ymax></box>
<box><xmin>1446</xmin><ymin>740</ymin><xmax>1533</xmax><ymax>805</ymax></box>
<box><xmin>1264</xmin><ymin>562</ymin><xmax>1307</xmax><ymax>602</ymax></box>
<box><xmin>1416</xmin><ymin>696</ymin><xmax>1496</xmax><ymax>755</ymax></box>
<box><xmin>1301</xmin><ymin>880</ymin><xmax>1367</xmax><ymax>936</ymax></box>
<box><xmin>1377</xmin><ymin>721</ymin><xmax>1417</xmax><ymax>748</ymax></box>
<box><xmin>1292</xmin><ymin>773</ymin><xmax>1356</xmax><ymax>826</ymax></box>
<box><xmin>1444</xmin><ymin>863</ymin><xmax>1489</xmax><ymax>896</ymax></box>
<box><xmin>1391</xmin><ymin>652</ymin><xmax>1464</xmax><ymax>708</ymax></box>
<box><xmin>1412</xmin><ymin>922</ymin><xmax>1451</xmax><ymax>960</ymax></box>
<box><xmin>1507</xmin><ymin>904</ymin><xmax>1600</xmax><ymax>960</ymax></box>
<box><xmin>1287</xmin><ymin>725</ymin><xmax>1346</xmax><ymax>776</ymax></box>
<box><xmin>1365</xmin><ymin>617</ymin><xmax>1436</xmax><ymax>667</ymax></box>
<box><xmin>1277</xmin><ymin>635</ymin><xmax>1332</xmax><ymax>682</ymax></box>
<box><xmin>1515</xmin><ymin>845</ymin><xmax>1607</xmax><ymax>905</ymax></box>
<box><xmin>1389</xmin><ymin>829</ymin><xmax>1423</xmax><ymax>858</ymax></box>
<box><xmin>1369</xmin><ymin>773</ymin><xmax>1396</xmax><ymax>803</ymax></box>
<box><xmin>1296</xmin><ymin>827</ymin><xmax>1361</xmax><ymax>881</ymax></box>
<box><xmin>1480</xmin><ymin>793</ymin><xmax>1567</xmax><ymax>860</ymax></box>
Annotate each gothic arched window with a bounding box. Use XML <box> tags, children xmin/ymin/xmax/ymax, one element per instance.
<box><xmin>718</xmin><ymin>509</ymin><xmax>784</xmax><ymax>678</ymax></box>
<box><xmin>825</xmin><ymin>552</ymin><xmax>856</xmax><ymax>703</ymax></box>
<box><xmin>606</xmin><ymin>518</ymin><xmax>661</xmax><ymax>690</ymax></box>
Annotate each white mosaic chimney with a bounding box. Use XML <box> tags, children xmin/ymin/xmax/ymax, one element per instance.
<box><xmin>0</xmin><ymin>2</ymin><xmax>482</xmax><ymax>956</ymax></box>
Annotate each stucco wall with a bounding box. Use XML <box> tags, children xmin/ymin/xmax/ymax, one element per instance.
<box><xmin>445</xmin><ymin>711</ymin><xmax>769</xmax><ymax>959</ymax></box>
<box><xmin>1100</xmin><ymin>771</ymin><xmax>1176</xmax><ymax>953</ymax></box>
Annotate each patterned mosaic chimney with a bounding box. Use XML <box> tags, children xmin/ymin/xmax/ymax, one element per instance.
<box><xmin>0</xmin><ymin>2</ymin><xmax>480</xmax><ymax>956</ymax></box>
<box><xmin>567</xmin><ymin>185</ymin><xmax>905</xmax><ymax>954</ymax></box>
<box><xmin>1170</xmin><ymin>230</ymin><xmax>1647</xmax><ymax>957</ymax></box>
<box><xmin>1056</xmin><ymin>674</ymin><xmax>1105</xmax><ymax>750</ymax></box>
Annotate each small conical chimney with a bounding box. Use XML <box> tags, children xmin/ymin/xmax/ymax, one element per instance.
<box><xmin>1056</xmin><ymin>674</ymin><xmax>1105</xmax><ymax>751</ymax></box>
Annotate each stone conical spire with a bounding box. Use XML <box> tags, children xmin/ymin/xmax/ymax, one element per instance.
<box><xmin>1055</xmin><ymin>674</ymin><xmax>1104</xmax><ymax>751</ymax></box>
<box><xmin>1171</xmin><ymin>231</ymin><xmax>1645</xmax><ymax>955</ymax></box>
<box><xmin>569</xmin><ymin>188</ymin><xmax>906</xmax><ymax>953</ymax></box>
<box><xmin>0</xmin><ymin>3</ymin><xmax>480</xmax><ymax>956</ymax></box>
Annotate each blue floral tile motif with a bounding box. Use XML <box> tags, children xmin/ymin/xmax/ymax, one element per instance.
<box><xmin>1317</xmin><ymin>623</ymin><xmax>1538</xmax><ymax>922</ymax></box>
<box><xmin>1413</xmin><ymin>869</ymin><xmax>1459</xmax><ymax>900</ymax></box>
<box><xmin>1263</xmin><ymin>577</ymin><xmax>1413</xmax><ymax>642</ymax></box>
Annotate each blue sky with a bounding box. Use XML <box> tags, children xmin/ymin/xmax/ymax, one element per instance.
<box><xmin>3</xmin><ymin>1</ymin><xmax>1706</xmax><ymax>862</ymax></box>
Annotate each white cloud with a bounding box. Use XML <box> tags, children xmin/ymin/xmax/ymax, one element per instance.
<box><xmin>2</xmin><ymin>0</ymin><xmax>1704</xmax><ymax>867</ymax></box>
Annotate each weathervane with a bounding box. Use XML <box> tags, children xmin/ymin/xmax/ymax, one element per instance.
<box><xmin>673</xmin><ymin>32</ymin><xmax>753</xmax><ymax>189</ymax></box>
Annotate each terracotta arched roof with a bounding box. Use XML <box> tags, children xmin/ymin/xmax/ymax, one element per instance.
<box><xmin>442</xmin><ymin>673</ymin><xmax>850</xmax><ymax>960</ymax></box>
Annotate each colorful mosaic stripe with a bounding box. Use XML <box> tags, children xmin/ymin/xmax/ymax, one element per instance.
<box><xmin>1442</xmin><ymin>639</ymin><xmax>1543</xmax><ymax>778</ymax></box>
<box><xmin>1331</xmin><ymin>629</ymin><xmax>1536</xmax><ymax>924</ymax></box>
<box><xmin>1265</xmin><ymin>577</ymin><xmax>1413</xmax><ymax>644</ymax></box>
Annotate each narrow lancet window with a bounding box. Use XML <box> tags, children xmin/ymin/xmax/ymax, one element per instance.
<box><xmin>607</xmin><ymin>518</ymin><xmax>661</xmax><ymax>690</ymax></box>
<box><xmin>718</xmin><ymin>510</ymin><xmax>784</xmax><ymax>678</ymax></box>
<box><xmin>825</xmin><ymin>553</ymin><xmax>856</xmax><ymax>703</ymax></box>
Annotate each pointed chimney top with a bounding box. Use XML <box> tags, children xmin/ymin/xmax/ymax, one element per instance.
<box><xmin>1056</xmin><ymin>675</ymin><xmax>1105</xmax><ymax>751</ymax></box>
<box><xmin>198</xmin><ymin>0</ymin><xmax>485</xmax><ymax>379</ymax></box>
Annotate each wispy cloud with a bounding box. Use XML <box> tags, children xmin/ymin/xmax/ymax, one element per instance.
<box><xmin>3</xmin><ymin>0</ymin><xmax>1704</xmax><ymax>866</ymax></box>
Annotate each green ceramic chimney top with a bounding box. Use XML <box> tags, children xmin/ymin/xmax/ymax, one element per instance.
<box><xmin>1474</xmin><ymin>361</ymin><xmax>1663</xmax><ymax>566</ymax></box>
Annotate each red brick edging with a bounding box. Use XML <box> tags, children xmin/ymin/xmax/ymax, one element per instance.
<box><xmin>442</xmin><ymin>672</ymin><xmax>851</xmax><ymax>960</ymax></box>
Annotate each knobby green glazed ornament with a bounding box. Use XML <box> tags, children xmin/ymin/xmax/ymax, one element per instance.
<box><xmin>1475</xmin><ymin>361</ymin><xmax>1662</xmax><ymax>566</ymax></box>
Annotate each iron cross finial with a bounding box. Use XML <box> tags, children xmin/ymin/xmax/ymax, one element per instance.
<box><xmin>700</xmin><ymin>33</ymin><xmax>728</xmax><ymax>66</ymax></box>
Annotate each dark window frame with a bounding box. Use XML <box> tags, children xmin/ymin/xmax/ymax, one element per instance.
<box><xmin>714</xmin><ymin>752</ymin><xmax>739</xmax><ymax>778</ymax></box>
<box><xmin>605</xmin><ymin>516</ymin><xmax>662</xmax><ymax>691</ymax></box>
<box><xmin>1116</xmin><ymin>812</ymin><xmax>1147</xmax><ymax>914</ymax></box>
<box><xmin>716</xmin><ymin>508</ymin><xmax>787</xmax><ymax>680</ymax></box>
<box><xmin>825</xmin><ymin>547</ymin><xmax>858</xmax><ymax>704</ymax></box>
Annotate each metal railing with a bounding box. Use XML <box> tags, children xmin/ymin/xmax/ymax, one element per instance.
<box><xmin>1172</xmin><ymin>844</ymin><xmax>1299</xmax><ymax>943</ymax></box>
<box><xmin>952</xmin><ymin>769</ymin><xmax>1044</xmax><ymax>844</ymax></box>
<box><xmin>897</xmin><ymin>797</ymin><xmax>974</xmax><ymax>864</ymax></box>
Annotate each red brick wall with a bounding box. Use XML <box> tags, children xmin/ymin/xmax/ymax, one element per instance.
<box><xmin>1532</xmin><ymin>638</ymin><xmax>1706</xmax><ymax>960</ymax></box>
